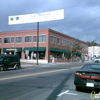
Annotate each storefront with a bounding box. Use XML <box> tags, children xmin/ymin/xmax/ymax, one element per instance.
<box><xmin>23</xmin><ymin>47</ymin><xmax>46</xmax><ymax>59</ymax></box>
<box><xmin>49</xmin><ymin>47</ymin><xmax>70</xmax><ymax>61</ymax></box>
<box><xmin>3</xmin><ymin>48</ymin><xmax>22</xmax><ymax>58</ymax></box>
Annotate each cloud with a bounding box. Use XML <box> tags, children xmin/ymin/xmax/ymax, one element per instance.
<box><xmin>0</xmin><ymin>0</ymin><xmax>100</xmax><ymax>43</ymax></box>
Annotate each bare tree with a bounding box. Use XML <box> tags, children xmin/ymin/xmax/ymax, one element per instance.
<box><xmin>70</xmin><ymin>38</ymin><xmax>83</xmax><ymax>61</ymax></box>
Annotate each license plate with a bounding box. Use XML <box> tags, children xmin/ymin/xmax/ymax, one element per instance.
<box><xmin>86</xmin><ymin>83</ymin><xmax>94</xmax><ymax>87</ymax></box>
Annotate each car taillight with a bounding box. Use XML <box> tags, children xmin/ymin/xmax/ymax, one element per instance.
<box><xmin>75</xmin><ymin>72</ymin><xmax>82</xmax><ymax>78</ymax></box>
<box><xmin>91</xmin><ymin>76</ymin><xmax>100</xmax><ymax>80</ymax></box>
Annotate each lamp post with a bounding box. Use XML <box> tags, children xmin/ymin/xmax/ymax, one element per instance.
<box><xmin>37</xmin><ymin>22</ymin><xmax>39</xmax><ymax>65</ymax></box>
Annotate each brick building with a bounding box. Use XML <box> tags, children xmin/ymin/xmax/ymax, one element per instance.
<box><xmin>0</xmin><ymin>28</ymin><xmax>88</xmax><ymax>63</ymax></box>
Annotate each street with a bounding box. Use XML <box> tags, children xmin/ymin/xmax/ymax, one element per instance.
<box><xmin>0</xmin><ymin>61</ymin><xmax>96</xmax><ymax>100</ymax></box>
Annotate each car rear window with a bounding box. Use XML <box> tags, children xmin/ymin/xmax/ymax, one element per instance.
<box><xmin>82</xmin><ymin>64</ymin><xmax>100</xmax><ymax>70</ymax></box>
<box><xmin>0</xmin><ymin>56</ymin><xmax>3</xmax><ymax>61</ymax></box>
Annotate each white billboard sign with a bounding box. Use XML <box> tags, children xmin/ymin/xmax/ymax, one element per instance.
<box><xmin>8</xmin><ymin>9</ymin><xmax>64</xmax><ymax>25</ymax></box>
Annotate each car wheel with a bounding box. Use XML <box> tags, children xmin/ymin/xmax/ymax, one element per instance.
<box><xmin>15</xmin><ymin>65</ymin><xmax>19</xmax><ymax>70</ymax></box>
<box><xmin>76</xmin><ymin>86</ymin><xmax>82</xmax><ymax>91</ymax></box>
<box><xmin>0</xmin><ymin>66</ymin><xmax>4</xmax><ymax>71</ymax></box>
<box><xmin>4</xmin><ymin>67</ymin><xmax>7</xmax><ymax>71</ymax></box>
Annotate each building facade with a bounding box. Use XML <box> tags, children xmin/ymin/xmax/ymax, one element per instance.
<box><xmin>88</xmin><ymin>46</ymin><xmax>100</xmax><ymax>60</ymax></box>
<box><xmin>0</xmin><ymin>28</ymin><xmax>88</xmax><ymax>63</ymax></box>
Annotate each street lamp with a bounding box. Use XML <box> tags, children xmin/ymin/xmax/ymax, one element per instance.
<box><xmin>36</xmin><ymin>22</ymin><xmax>39</xmax><ymax>65</ymax></box>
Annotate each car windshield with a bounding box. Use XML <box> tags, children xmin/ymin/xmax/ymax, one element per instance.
<box><xmin>0</xmin><ymin>56</ymin><xmax>3</xmax><ymax>61</ymax></box>
<box><xmin>95</xmin><ymin>57</ymin><xmax>100</xmax><ymax>59</ymax></box>
<box><xmin>81</xmin><ymin>64</ymin><xmax>100</xmax><ymax>70</ymax></box>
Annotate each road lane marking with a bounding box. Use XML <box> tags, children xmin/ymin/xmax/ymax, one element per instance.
<box><xmin>57</xmin><ymin>90</ymin><xmax>69</xmax><ymax>96</ymax></box>
<box><xmin>57</xmin><ymin>90</ymin><xmax>77</xmax><ymax>97</ymax></box>
<box><xmin>71</xmin><ymin>66</ymin><xmax>81</xmax><ymax>69</ymax></box>
<box><xmin>65</xmin><ymin>93</ymin><xmax>77</xmax><ymax>95</ymax></box>
<box><xmin>0</xmin><ymin>69</ymin><xmax>69</xmax><ymax>81</ymax></box>
<box><xmin>0</xmin><ymin>66</ymin><xmax>81</xmax><ymax>81</ymax></box>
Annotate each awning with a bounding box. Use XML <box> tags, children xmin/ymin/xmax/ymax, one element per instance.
<box><xmin>3</xmin><ymin>48</ymin><xmax>22</xmax><ymax>52</ymax></box>
<box><xmin>50</xmin><ymin>47</ymin><xmax>62</xmax><ymax>53</ymax></box>
<box><xmin>33</xmin><ymin>47</ymin><xmax>46</xmax><ymax>52</ymax></box>
<box><xmin>76</xmin><ymin>51</ymin><xmax>82</xmax><ymax>56</ymax></box>
<box><xmin>73</xmin><ymin>51</ymin><xmax>82</xmax><ymax>56</ymax></box>
<box><xmin>62</xmin><ymin>49</ymin><xmax>70</xmax><ymax>53</ymax></box>
<box><xmin>23</xmin><ymin>47</ymin><xmax>46</xmax><ymax>52</ymax></box>
<box><xmin>23</xmin><ymin>47</ymin><xmax>34</xmax><ymax>52</ymax></box>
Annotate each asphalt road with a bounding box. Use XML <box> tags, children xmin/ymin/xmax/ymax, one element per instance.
<box><xmin>0</xmin><ymin>61</ymin><xmax>97</xmax><ymax>100</ymax></box>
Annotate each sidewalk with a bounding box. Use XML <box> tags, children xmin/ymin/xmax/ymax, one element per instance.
<box><xmin>21</xmin><ymin>60</ymin><xmax>92</xmax><ymax>68</ymax></box>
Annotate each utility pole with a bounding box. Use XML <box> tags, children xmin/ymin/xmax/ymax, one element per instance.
<box><xmin>37</xmin><ymin>22</ymin><xmax>39</xmax><ymax>65</ymax></box>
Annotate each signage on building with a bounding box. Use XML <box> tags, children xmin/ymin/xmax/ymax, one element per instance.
<box><xmin>6</xmin><ymin>48</ymin><xmax>17</xmax><ymax>51</ymax></box>
<box><xmin>8</xmin><ymin>9</ymin><xmax>64</xmax><ymax>25</ymax></box>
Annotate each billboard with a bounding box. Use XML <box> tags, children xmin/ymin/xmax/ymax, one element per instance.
<box><xmin>8</xmin><ymin>9</ymin><xmax>64</xmax><ymax>25</ymax></box>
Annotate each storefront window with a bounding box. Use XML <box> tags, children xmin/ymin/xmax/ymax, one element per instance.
<box><xmin>39</xmin><ymin>52</ymin><xmax>45</xmax><ymax>59</ymax></box>
<box><xmin>50</xmin><ymin>52</ymin><xmax>60</xmax><ymax>59</ymax></box>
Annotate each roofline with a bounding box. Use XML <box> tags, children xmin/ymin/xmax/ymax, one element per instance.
<box><xmin>0</xmin><ymin>28</ymin><xmax>87</xmax><ymax>45</ymax></box>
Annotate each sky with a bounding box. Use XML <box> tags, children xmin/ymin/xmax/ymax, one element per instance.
<box><xmin>0</xmin><ymin>0</ymin><xmax>100</xmax><ymax>43</ymax></box>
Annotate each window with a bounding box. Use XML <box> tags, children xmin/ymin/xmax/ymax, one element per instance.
<box><xmin>57</xmin><ymin>38</ymin><xmax>60</xmax><ymax>44</ymax></box>
<box><xmin>67</xmin><ymin>41</ymin><xmax>70</xmax><ymax>47</ymax></box>
<box><xmin>11</xmin><ymin>37</ymin><xmax>14</xmax><ymax>43</ymax></box>
<box><xmin>54</xmin><ymin>37</ymin><xmax>56</xmax><ymax>44</ymax></box>
<box><xmin>0</xmin><ymin>38</ymin><xmax>2</xmax><ymax>43</ymax></box>
<box><xmin>4</xmin><ymin>37</ymin><xmax>10</xmax><ymax>43</ymax></box>
<box><xmin>16</xmin><ymin>37</ymin><xmax>22</xmax><ymax>43</ymax></box>
<box><xmin>25</xmin><ymin>36</ymin><xmax>31</xmax><ymax>42</ymax></box>
<box><xmin>39</xmin><ymin>35</ymin><xmax>46</xmax><ymax>42</ymax></box>
<box><xmin>50</xmin><ymin>36</ymin><xmax>54</xmax><ymax>43</ymax></box>
<box><xmin>33</xmin><ymin>36</ymin><xmax>37</xmax><ymax>42</ymax></box>
<box><xmin>39</xmin><ymin>52</ymin><xmax>45</xmax><ymax>59</ymax></box>
<box><xmin>62</xmin><ymin>39</ymin><xmax>66</xmax><ymax>46</ymax></box>
<box><xmin>33</xmin><ymin>35</ymin><xmax>46</xmax><ymax>42</ymax></box>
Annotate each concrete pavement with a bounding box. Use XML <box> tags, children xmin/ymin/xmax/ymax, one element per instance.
<box><xmin>21</xmin><ymin>60</ymin><xmax>92</xmax><ymax>68</ymax></box>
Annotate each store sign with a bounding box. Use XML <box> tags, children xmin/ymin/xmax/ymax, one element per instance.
<box><xmin>8</xmin><ymin>9</ymin><xmax>64</xmax><ymax>25</ymax></box>
<box><xmin>6</xmin><ymin>49</ymin><xmax>17</xmax><ymax>51</ymax></box>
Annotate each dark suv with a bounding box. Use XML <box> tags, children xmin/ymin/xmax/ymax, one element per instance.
<box><xmin>0</xmin><ymin>54</ymin><xmax>21</xmax><ymax>71</ymax></box>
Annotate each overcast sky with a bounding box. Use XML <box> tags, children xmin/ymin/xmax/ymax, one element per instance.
<box><xmin>0</xmin><ymin>0</ymin><xmax>100</xmax><ymax>43</ymax></box>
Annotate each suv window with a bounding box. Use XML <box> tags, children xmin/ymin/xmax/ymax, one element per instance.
<box><xmin>10</xmin><ymin>57</ymin><xmax>14</xmax><ymax>62</ymax></box>
<box><xmin>14</xmin><ymin>57</ymin><xmax>19</xmax><ymax>62</ymax></box>
<box><xmin>3</xmin><ymin>57</ymin><xmax>9</xmax><ymax>62</ymax></box>
<box><xmin>0</xmin><ymin>57</ymin><xmax>3</xmax><ymax>61</ymax></box>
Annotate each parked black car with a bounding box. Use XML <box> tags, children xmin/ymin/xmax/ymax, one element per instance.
<box><xmin>0</xmin><ymin>54</ymin><xmax>21</xmax><ymax>71</ymax></box>
<box><xmin>74</xmin><ymin>63</ymin><xmax>100</xmax><ymax>91</ymax></box>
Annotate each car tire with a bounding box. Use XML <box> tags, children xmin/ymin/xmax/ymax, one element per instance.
<box><xmin>15</xmin><ymin>65</ymin><xmax>19</xmax><ymax>70</ymax></box>
<box><xmin>76</xmin><ymin>86</ymin><xmax>82</xmax><ymax>91</ymax></box>
<box><xmin>4</xmin><ymin>67</ymin><xmax>7</xmax><ymax>71</ymax></box>
<box><xmin>0</xmin><ymin>66</ymin><xmax>4</xmax><ymax>71</ymax></box>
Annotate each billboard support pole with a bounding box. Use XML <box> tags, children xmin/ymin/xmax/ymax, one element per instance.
<box><xmin>37</xmin><ymin>22</ymin><xmax>39</xmax><ymax>65</ymax></box>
